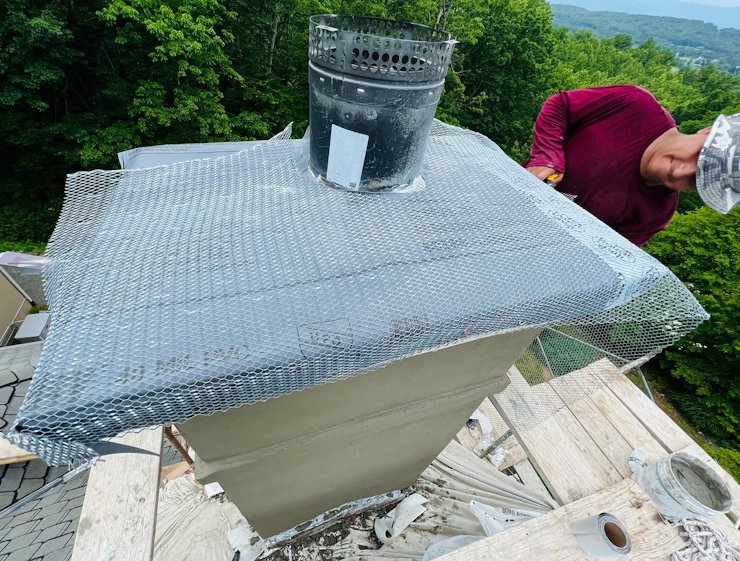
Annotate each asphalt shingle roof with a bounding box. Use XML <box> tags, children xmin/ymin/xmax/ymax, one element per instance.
<box><xmin>0</xmin><ymin>341</ymin><xmax>182</xmax><ymax>560</ymax></box>
<box><xmin>0</xmin><ymin>462</ymin><xmax>68</xmax><ymax>512</ymax></box>
<box><xmin>0</xmin><ymin>469</ymin><xmax>88</xmax><ymax>561</ymax></box>
<box><xmin>0</xmin><ymin>342</ymin><xmax>78</xmax><ymax>561</ymax></box>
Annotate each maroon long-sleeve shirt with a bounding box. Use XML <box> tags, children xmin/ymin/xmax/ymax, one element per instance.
<box><xmin>524</xmin><ymin>85</ymin><xmax>678</xmax><ymax>246</ymax></box>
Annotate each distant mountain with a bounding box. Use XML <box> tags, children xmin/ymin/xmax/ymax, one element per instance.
<box><xmin>553</xmin><ymin>4</ymin><xmax>740</xmax><ymax>73</ymax></box>
<box><xmin>549</xmin><ymin>0</ymin><xmax>740</xmax><ymax>29</ymax></box>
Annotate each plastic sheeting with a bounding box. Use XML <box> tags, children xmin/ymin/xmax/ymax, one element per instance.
<box><xmin>153</xmin><ymin>441</ymin><xmax>556</xmax><ymax>561</ymax></box>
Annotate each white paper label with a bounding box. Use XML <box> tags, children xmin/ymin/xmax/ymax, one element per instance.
<box><xmin>326</xmin><ymin>125</ymin><xmax>369</xmax><ymax>190</ymax></box>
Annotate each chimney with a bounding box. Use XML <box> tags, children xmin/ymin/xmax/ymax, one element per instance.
<box><xmin>308</xmin><ymin>15</ymin><xmax>456</xmax><ymax>191</ymax></box>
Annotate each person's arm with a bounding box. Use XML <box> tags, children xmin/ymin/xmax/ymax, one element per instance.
<box><xmin>526</xmin><ymin>86</ymin><xmax>644</xmax><ymax>181</ymax></box>
<box><xmin>526</xmin><ymin>91</ymin><xmax>570</xmax><ymax>176</ymax></box>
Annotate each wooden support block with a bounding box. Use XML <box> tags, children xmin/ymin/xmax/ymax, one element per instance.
<box><xmin>71</xmin><ymin>427</ymin><xmax>163</xmax><ymax>561</ymax></box>
<box><xmin>454</xmin><ymin>428</ymin><xmax>477</xmax><ymax>451</ymax></box>
<box><xmin>438</xmin><ymin>478</ymin><xmax>685</xmax><ymax>561</ymax></box>
<box><xmin>476</xmin><ymin>397</ymin><xmax>527</xmax><ymax>470</ymax></box>
<box><xmin>605</xmin><ymin>373</ymin><xmax>692</xmax><ymax>453</ymax></box>
<box><xmin>162</xmin><ymin>460</ymin><xmax>192</xmax><ymax>482</ymax></box>
<box><xmin>164</xmin><ymin>425</ymin><xmax>193</xmax><ymax>465</ymax></box>
<box><xmin>477</xmin><ymin>397</ymin><xmax>511</xmax><ymax>438</ymax></box>
<box><xmin>0</xmin><ymin>437</ymin><xmax>37</xmax><ymax>465</ymax></box>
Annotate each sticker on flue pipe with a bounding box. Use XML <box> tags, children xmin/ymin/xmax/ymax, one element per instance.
<box><xmin>572</xmin><ymin>512</ymin><xmax>632</xmax><ymax>557</ymax></box>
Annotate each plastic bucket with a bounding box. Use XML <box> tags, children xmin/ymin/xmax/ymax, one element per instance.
<box><xmin>634</xmin><ymin>452</ymin><xmax>733</xmax><ymax>519</ymax></box>
<box><xmin>308</xmin><ymin>15</ymin><xmax>456</xmax><ymax>191</ymax></box>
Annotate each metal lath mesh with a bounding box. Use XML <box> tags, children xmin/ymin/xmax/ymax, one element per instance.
<box><xmin>5</xmin><ymin>121</ymin><xmax>707</xmax><ymax>465</ymax></box>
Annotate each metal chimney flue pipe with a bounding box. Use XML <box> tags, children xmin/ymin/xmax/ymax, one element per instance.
<box><xmin>308</xmin><ymin>15</ymin><xmax>456</xmax><ymax>191</ymax></box>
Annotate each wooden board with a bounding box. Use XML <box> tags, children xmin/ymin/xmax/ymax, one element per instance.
<box><xmin>477</xmin><ymin>397</ymin><xmax>511</xmax><ymax>438</ymax></box>
<box><xmin>557</xmin><ymin>391</ymin><xmax>635</xmax><ymax>478</ymax></box>
<box><xmin>477</xmin><ymin>397</ymin><xmax>527</xmax><ymax>470</ymax></box>
<box><xmin>493</xmin><ymin>373</ymin><xmax>622</xmax><ymax>504</ymax></box>
<box><xmin>548</xmin><ymin>358</ymin><xmax>615</xmax><ymax>405</ymax></box>
<box><xmin>0</xmin><ymin>437</ymin><xmax>37</xmax><ymax>465</ymax></box>
<box><xmin>588</xmin><ymin>387</ymin><xmax>668</xmax><ymax>465</ymax></box>
<box><xmin>454</xmin><ymin>424</ymin><xmax>481</xmax><ymax>452</ymax></box>
<box><xmin>71</xmin><ymin>427</ymin><xmax>163</xmax><ymax>561</ymax></box>
<box><xmin>162</xmin><ymin>460</ymin><xmax>191</xmax><ymax>482</ymax></box>
<box><xmin>604</xmin><ymin>372</ymin><xmax>692</xmax><ymax>453</ymax></box>
<box><xmin>548</xmin><ymin>369</ymin><xmax>637</xmax><ymax>478</ymax></box>
<box><xmin>439</xmin><ymin>478</ymin><xmax>685</xmax><ymax>561</ymax></box>
<box><xmin>512</xmin><ymin>459</ymin><xmax>553</xmax><ymax>501</ymax></box>
<box><xmin>455</xmin><ymin>395</ymin><xmax>528</xmax><ymax>471</ymax></box>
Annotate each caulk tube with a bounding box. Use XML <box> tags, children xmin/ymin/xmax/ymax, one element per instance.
<box><xmin>572</xmin><ymin>512</ymin><xmax>632</xmax><ymax>557</ymax></box>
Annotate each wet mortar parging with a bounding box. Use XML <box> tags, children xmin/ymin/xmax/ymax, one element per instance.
<box><xmin>179</xmin><ymin>328</ymin><xmax>540</xmax><ymax>536</ymax></box>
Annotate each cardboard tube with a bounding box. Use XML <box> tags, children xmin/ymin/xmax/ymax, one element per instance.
<box><xmin>572</xmin><ymin>512</ymin><xmax>632</xmax><ymax>557</ymax></box>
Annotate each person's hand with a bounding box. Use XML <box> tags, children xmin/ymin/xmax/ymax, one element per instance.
<box><xmin>526</xmin><ymin>166</ymin><xmax>563</xmax><ymax>184</ymax></box>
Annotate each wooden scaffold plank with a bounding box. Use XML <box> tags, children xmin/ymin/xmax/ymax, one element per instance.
<box><xmin>511</xmin><ymin>459</ymin><xmax>554</xmax><ymax>502</ymax></box>
<box><xmin>604</xmin><ymin>370</ymin><xmax>693</xmax><ymax>453</ymax></box>
<box><xmin>492</xmin><ymin>369</ymin><xmax>622</xmax><ymax>504</ymax></box>
<box><xmin>549</xmin><ymin>370</ymin><xmax>636</xmax><ymax>479</ymax></box>
<box><xmin>438</xmin><ymin>478</ymin><xmax>685</xmax><ymax>561</ymax></box>
<box><xmin>71</xmin><ymin>427</ymin><xmax>163</xmax><ymax>561</ymax></box>
<box><xmin>588</xmin><ymin>386</ymin><xmax>667</xmax><ymax>466</ymax></box>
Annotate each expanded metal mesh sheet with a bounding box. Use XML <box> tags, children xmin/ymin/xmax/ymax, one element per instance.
<box><xmin>6</xmin><ymin>121</ymin><xmax>707</xmax><ymax>465</ymax></box>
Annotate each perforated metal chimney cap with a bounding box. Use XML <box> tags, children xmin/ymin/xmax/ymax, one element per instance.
<box><xmin>309</xmin><ymin>15</ymin><xmax>456</xmax><ymax>82</ymax></box>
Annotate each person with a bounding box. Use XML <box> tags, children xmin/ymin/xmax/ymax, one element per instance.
<box><xmin>524</xmin><ymin>85</ymin><xmax>740</xmax><ymax>247</ymax></box>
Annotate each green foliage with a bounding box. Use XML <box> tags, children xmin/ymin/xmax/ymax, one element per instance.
<box><xmin>515</xmin><ymin>327</ymin><xmax>601</xmax><ymax>384</ymax></box>
<box><xmin>673</xmin><ymin>66</ymin><xmax>740</xmax><ymax>132</ymax></box>
<box><xmin>0</xmin><ymin>240</ymin><xmax>47</xmax><ymax>255</ymax></box>
<box><xmin>677</xmin><ymin>191</ymin><xmax>704</xmax><ymax>214</ymax></box>
<box><xmin>456</xmin><ymin>0</ymin><xmax>555</xmax><ymax>153</ymax></box>
<box><xmin>645</xmin><ymin>208</ymin><xmax>740</xmax><ymax>448</ymax></box>
<box><xmin>99</xmin><ymin>0</ymin><xmax>242</xmax><ymax>140</ymax></box>
<box><xmin>0</xmin><ymin>201</ymin><xmax>62</xmax><ymax>244</ymax></box>
<box><xmin>548</xmin><ymin>28</ymin><xmax>697</xmax><ymax>112</ymax></box>
<box><xmin>705</xmin><ymin>446</ymin><xmax>740</xmax><ymax>482</ymax></box>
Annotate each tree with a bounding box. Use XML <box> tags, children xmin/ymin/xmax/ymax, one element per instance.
<box><xmin>0</xmin><ymin>0</ymin><xmax>90</xmax><ymax>205</ymax></box>
<box><xmin>672</xmin><ymin>65</ymin><xmax>740</xmax><ymax>133</ymax></box>
<box><xmin>455</xmin><ymin>0</ymin><xmax>555</xmax><ymax>158</ymax></box>
<box><xmin>98</xmin><ymin>0</ymin><xmax>243</xmax><ymax>144</ymax></box>
<box><xmin>548</xmin><ymin>28</ymin><xmax>696</xmax><ymax>112</ymax></box>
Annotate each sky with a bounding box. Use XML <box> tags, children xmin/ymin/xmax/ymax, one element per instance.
<box><xmin>551</xmin><ymin>0</ymin><xmax>740</xmax><ymax>29</ymax></box>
